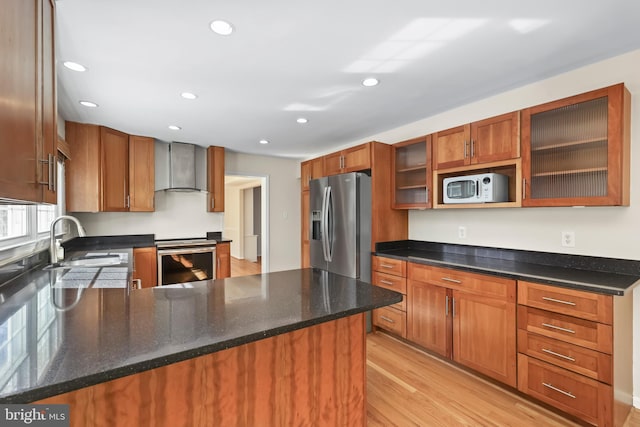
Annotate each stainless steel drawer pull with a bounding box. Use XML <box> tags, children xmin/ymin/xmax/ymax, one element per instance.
<box><xmin>441</xmin><ymin>277</ymin><xmax>462</xmax><ymax>284</ymax></box>
<box><xmin>380</xmin><ymin>316</ymin><xmax>395</xmax><ymax>323</ymax></box>
<box><xmin>542</xmin><ymin>382</ymin><xmax>576</xmax><ymax>399</ymax></box>
<box><xmin>542</xmin><ymin>348</ymin><xmax>576</xmax><ymax>362</ymax></box>
<box><xmin>380</xmin><ymin>264</ymin><xmax>395</xmax><ymax>268</ymax></box>
<box><xmin>380</xmin><ymin>279</ymin><xmax>394</xmax><ymax>285</ymax></box>
<box><xmin>542</xmin><ymin>323</ymin><xmax>576</xmax><ymax>334</ymax></box>
<box><xmin>542</xmin><ymin>296</ymin><xmax>576</xmax><ymax>306</ymax></box>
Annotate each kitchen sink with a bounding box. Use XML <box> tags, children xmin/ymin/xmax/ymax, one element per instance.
<box><xmin>45</xmin><ymin>254</ymin><xmax>123</xmax><ymax>270</ymax></box>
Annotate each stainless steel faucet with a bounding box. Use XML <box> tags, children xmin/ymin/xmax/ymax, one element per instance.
<box><xmin>49</xmin><ymin>215</ymin><xmax>87</xmax><ymax>264</ymax></box>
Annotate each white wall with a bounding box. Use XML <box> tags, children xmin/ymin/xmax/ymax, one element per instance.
<box><xmin>74</xmin><ymin>191</ymin><xmax>224</xmax><ymax>239</ymax></box>
<box><xmin>224</xmin><ymin>185</ymin><xmax>243</xmax><ymax>258</ymax></box>
<box><xmin>339</xmin><ymin>49</ymin><xmax>640</xmax><ymax>406</ymax></box>
<box><xmin>225</xmin><ymin>151</ymin><xmax>300</xmax><ymax>273</ymax></box>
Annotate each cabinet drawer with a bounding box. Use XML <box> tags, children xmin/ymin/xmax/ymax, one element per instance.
<box><xmin>408</xmin><ymin>263</ymin><xmax>515</xmax><ymax>301</ymax></box>
<box><xmin>518</xmin><ymin>306</ymin><xmax>612</xmax><ymax>354</ymax></box>
<box><xmin>517</xmin><ymin>330</ymin><xmax>612</xmax><ymax>384</ymax></box>
<box><xmin>518</xmin><ymin>281</ymin><xmax>612</xmax><ymax>324</ymax></box>
<box><xmin>372</xmin><ymin>256</ymin><xmax>406</xmax><ymax>277</ymax></box>
<box><xmin>518</xmin><ymin>354</ymin><xmax>611</xmax><ymax>426</ymax></box>
<box><xmin>373</xmin><ymin>306</ymin><xmax>406</xmax><ymax>338</ymax></box>
<box><xmin>372</xmin><ymin>271</ymin><xmax>407</xmax><ymax>294</ymax></box>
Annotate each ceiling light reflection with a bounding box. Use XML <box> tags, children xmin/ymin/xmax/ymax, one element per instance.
<box><xmin>509</xmin><ymin>19</ymin><xmax>549</xmax><ymax>34</ymax></box>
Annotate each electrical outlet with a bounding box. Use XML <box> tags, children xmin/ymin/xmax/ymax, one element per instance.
<box><xmin>458</xmin><ymin>226</ymin><xmax>467</xmax><ymax>239</ymax></box>
<box><xmin>561</xmin><ymin>231</ymin><xmax>575</xmax><ymax>247</ymax></box>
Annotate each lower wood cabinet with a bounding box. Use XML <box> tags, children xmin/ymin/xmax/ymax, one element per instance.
<box><xmin>216</xmin><ymin>242</ymin><xmax>231</xmax><ymax>279</ymax></box>
<box><xmin>132</xmin><ymin>247</ymin><xmax>157</xmax><ymax>289</ymax></box>
<box><xmin>517</xmin><ymin>280</ymin><xmax>631</xmax><ymax>426</ymax></box>
<box><xmin>406</xmin><ymin>263</ymin><xmax>517</xmax><ymax>387</ymax></box>
<box><xmin>371</xmin><ymin>256</ymin><xmax>407</xmax><ymax>338</ymax></box>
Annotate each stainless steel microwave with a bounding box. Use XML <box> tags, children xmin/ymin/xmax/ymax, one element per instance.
<box><xmin>443</xmin><ymin>173</ymin><xmax>509</xmax><ymax>204</ymax></box>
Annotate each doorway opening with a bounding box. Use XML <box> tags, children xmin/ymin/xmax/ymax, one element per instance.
<box><xmin>224</xmin><ymin>174</ymin><xmax>268</xmax><ymax>277</ymax></box>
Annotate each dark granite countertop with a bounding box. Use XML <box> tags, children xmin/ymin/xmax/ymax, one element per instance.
<box><xmin>62</xmin><ymin>234</ymin><xmax>155</xmax><ymax>251</ymax></box>
<box><xmin>0</xmin><ymin>268</ymin><xmax>400</xmax><ymax>403</ymax></box>
<box><xmin>375</xmin><ymin>241</ymin><xmax>640</xmax><ymax>296</ymax></box>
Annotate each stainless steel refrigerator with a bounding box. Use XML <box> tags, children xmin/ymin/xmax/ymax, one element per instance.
<box><xmin>309</xmin><ymin>172</ymin><xmax>371</xmax><ymax>282</ymax></box>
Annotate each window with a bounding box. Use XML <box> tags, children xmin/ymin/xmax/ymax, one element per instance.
<box><xmin>0</xmin><ymin>206</ymin><xmax>28</xmax><ymax>241</ymax></box>
<box><xmin>0</xmin><ymin>204</ymin><xmax>56</xmax><ymax>249</ymax></box>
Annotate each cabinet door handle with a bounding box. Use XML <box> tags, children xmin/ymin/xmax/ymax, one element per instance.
<box><xmin>542</xmin><ymin>296</ymin><xmax>576</xmax><ymax>306</ymax></box>
<box><xmin>542</xmin><ymin>323</ymin><xmax>575</xmax><ymax>334</ymax></box>
<box><xmin>380</xmin><ymin>264</ymin><xmax>395</xmax><ymax>269</ymax></box>
<box><xmin>452</xmin><ymin>297</ymin><xmax>456</xmax><ymax>318</ymax></box>
<box><xmin>380</xmin><ymin>279</ymin><xmax>394</xmax><ymax>286</ymax></box>
<box><xmin>463</xmin><ymin>140</ymin><xmax>468</xmax><ymax>158</ymax></box>
<box><xmin>445</xmin><ymin>295</ymin><xmax>449</xmax><ymax>316</ymax></box>
<box><xmin>522</xmin><ymin>178</ymin><xmax>526</xmax><ymax>200</ymax></box>
<box><xmin>441</xmin><ymin>277</ymin><xmax>461</xmax><ymax>284</ymax></box>
<box><xmin>380</xmin><ymin>315</ymin><xmax>395</xmax><ymax>323</ymax></box>
<box><xmin>126</xmin><ymin>195</ymin><xmax>130</xmax><ymax>208</ymax></box>
<box><xmin>48</xmin><ymin>153</ymin><xmax>55</xmax><ymax>191</ymax></box>
<box><xmin>542</xmin><ymin>348</ymin><xmax>576</xmax><ymax>362</ymax></box>
<box><xmin>542</xmin><ymin>383</ymin><xmax>576</xmax><ymax>399</ymax></box>
<box><xmin>470</xmin><ymin>139</ymin><xmax>475</xmax><ymax>158</ymax></box>
<box><xmin>211</xmin><ymin>197</ymin><xmax>215</xmax><ymax>210</ymax></box>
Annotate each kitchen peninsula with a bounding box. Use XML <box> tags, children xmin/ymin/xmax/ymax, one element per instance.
<box><xmin>0</xmin><ymin>266</ymin><xmax>400</xmax><ymax>426</ymax></box>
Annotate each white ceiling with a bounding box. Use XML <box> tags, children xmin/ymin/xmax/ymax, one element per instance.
<box><xmin>55</xmin><ymin>0</ymin><xmax>640</xmax><ymax>160</ymax></box>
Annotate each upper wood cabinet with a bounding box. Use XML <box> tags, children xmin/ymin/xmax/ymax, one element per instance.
<box><xmin>521</xmin><ymin>83</ymin><xmax>630</xmax><ymax>207</ymax></box>
<box><xmin>128</xmin><ymin>136</ymin><xmax>155</xmax><ymax>212</ymax></box>
<box><xmin>207</xmin><ymin>146</ymin><xmax>225</xmax><ymax>212</ymax></box>
<box><xmin>0</xmin><ymin>0</ymin><xmax>57</xmax><ymax>204</ymax></box>
<box><xmin>300</xmin><ymin>157</ymin><xmax>323</xmax><ymax>191</ymax></box>
<box><xmin>392</xmin><ymin>135</ymin><xmax>432</xmax><ymax>209</ymax></box>
<box><xmin>66</xmin><ymin>122</ymin><xmax>155</xmax><ymax>212</ymax></box>
<box><xmin>433</xmin><ymin>112</ymin><xmax>520</xmax><ymax>170</ymax></box>
<box><xmin>323</xmin><ymin>143</ymin><xmax>371</xmax><ymax>176</ymax></box>
<box><xmin>101</xmin><ymin>127</ymin><xmax>129</xmax><ymax>212</ymax></box>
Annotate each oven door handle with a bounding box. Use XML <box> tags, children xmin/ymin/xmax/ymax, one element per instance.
<box><xmin>158</xmin><ymin>247</ymin><xmax>217</xmax><ymax>256</ymax></box>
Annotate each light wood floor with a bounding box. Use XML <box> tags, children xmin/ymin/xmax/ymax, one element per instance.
<box><xmin>230</xmin><ymin>256</ymin><xmax>262</xmax><ymax>277</ymax></box>
<box><xmin>366</xmin><ymin>332</ymin><xmax>640</xmax><ymax>427</ymax></box>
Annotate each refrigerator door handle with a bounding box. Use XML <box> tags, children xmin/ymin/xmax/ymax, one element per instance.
<box><xmin>326</xmin><ymin>185</ymin><xmax>333</xmax><ymax>262</ymax></box>
<box><xmin>321</xmin><ymin>186</ymin><xmax>330</xmax><ymax>262</ymax></box>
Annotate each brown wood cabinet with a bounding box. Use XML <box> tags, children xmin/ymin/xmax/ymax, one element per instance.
<box><xmin>392</xmin><ymin>135</ymin><xmax>432</xmax><ymax>209</ymax></box>
<box><xmin>433</xmin><ymin>112</ymin><xmax>519</xmax><ymax>170</ymax></box>
<box><xmin>323</xmin><ymin>143</ymin><xmax>371</xmax><ymax>176</ymax></box>
<box><xmin>128</xmin><ymin>136</ymin><xmax>155</xmax><ymax>211</ymax></box>
<box><xmin>66</xmin><ymin>122</ymin><xmax>155</xmax><ymax>212</ymax></box>
<box><xmin>0</xmin><ymin>0</ymin><xmax>57</xmax><ymax>204</ymax></box>
<box><xmin>517</xmin><ymin>280</ymin><xmax>632</xmax><ymax>426</ymax></box>
<box><xmin>521</xmin><ymin>83</ymin><xmax>630</xmax><ymax>207</ymax></box>
<box><xmin>101</xmin><ymin>127</ymin><xmax>129</xmax><ymax>211</ymax></box>
<box><xmin>132</xmin><ymin>246</ymin><xmax>157</xmax><ymax>288</ymax></box>
<box><xmin>216</xmin><ymin>241</ymin><xmax>231</xmax><ymax>278</ymax></box>
<box><xmin>207</xmin><ymin>146</ymin><xmax>225</xmax><ymax>212</ymax></box>
<box><xmin>406</xmin><ymin>263</ymin><xmax>517</xmax><ymax>387</ymax></box>
<box><xmin>371</xmin><ymin>256</ymin><xmax>407</xmax><ymax>338</ymax></box>
<box><xmin>300</xmin><ymin>157</ymin><xmax>323</xmax><ymax>192</ymax></box>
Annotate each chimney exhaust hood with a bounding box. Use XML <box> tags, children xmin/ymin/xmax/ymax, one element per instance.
<box><xmin>155</xmin><ymin>141</ymin><xmax>207</xmax><ymax>191</ymax></box>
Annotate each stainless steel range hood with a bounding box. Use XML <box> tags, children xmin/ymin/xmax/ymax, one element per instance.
<box><xmin>155</xmin><ymin>141</ymin><xmax>207</xmax><ymax>191</ymax></box>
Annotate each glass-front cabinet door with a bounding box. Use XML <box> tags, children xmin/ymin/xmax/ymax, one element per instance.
<box><xmin>521</xmin><ymin>83</ymin><xmax>630</xmax><ymax>207</ymax></box>
<box><xmin>392</xmin><ymin>135</ymin><xmax>432</xmax><ymax>209</ymax></box>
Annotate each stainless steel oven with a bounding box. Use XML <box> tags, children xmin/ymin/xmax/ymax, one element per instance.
<box><xmin>157</xmin><ymin>240</ymin><xmax>217</xmax><ymax>286</ymax></box>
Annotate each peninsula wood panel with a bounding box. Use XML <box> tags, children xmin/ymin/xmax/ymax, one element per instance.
<box><xmin>38</xmin><ymin>314</ymin><xmax>366</xmax><ymax>427</ymax></box>
<box><xmin>216</xmin><ymin>242</ymin><xmax>231</xmax><ymax>278</ymax></box>
<box><xmin>132</xmin><ymin>247</ymin><xmax>157</xmax><ymax>288</ymax></box>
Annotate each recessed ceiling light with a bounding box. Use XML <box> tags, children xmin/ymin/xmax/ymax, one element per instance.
<box><xmin>168</xmin><ymin>125</ymin><xmax>182</xmax><ymax>131</ymax></box>
<box><xmin>296</xmin><ymin>118</ymin><xmax>308</xmax><ymax>124</ymax></box>
<box><xmin>181</xmin><ymin>92</ymin><xmax>198</xmax><ymax>100</ymax></box>
<box><xmin>63</xmin><ymin>61</ymin><xmax>87</xmax><ymax>72</ymax></box>
<box><xmin>79</xmin><ymin>100</ymin><xmax>98</xmax><ymax>108</ymax></box>
<box><xmin>362</xmin><ymin>77</ymin><xmax>379</xmax><ymax>87</ymax></box>
<box><xmin>259</xmin><ymin>139</ymin><xmax>269</xmax><ymax>145</ymax></box>
<box><xmin>210</xmin><ymin>20</ymin><xmax>234</xmax><ymax>36</ymax></box>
